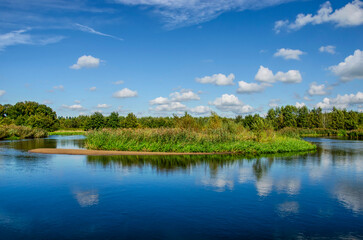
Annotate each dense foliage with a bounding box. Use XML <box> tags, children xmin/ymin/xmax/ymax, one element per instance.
<box><xmin>1</xmin><ymin>102</ymin><xmax>362</xmax><ymax>137</ymax></box>
<box><xmin>0</xmin><ymin>125</ymin><xmax>48</xmax><ymax>140</ymax></box>
<box><xmin>0</xmin><ymin>101</ymin><xmax>59</xmax><ymax>131</ymax></box>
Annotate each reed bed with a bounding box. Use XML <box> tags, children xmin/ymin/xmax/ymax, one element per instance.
<box><xmin>279</xmin><ymin>127</ymin><xmax>363</xmax><ymax>139</ymax></box>
<box><xmin>85</xmin><ymin>128</ymin><xmax>316</xmax><ymax>154</ymax></box>
<box><xmin>0</xmin><ymin>125</ymin><xmax>48</xmax><ymax>140</ymax></box>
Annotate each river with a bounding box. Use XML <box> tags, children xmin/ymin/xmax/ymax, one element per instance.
<box><xmin>0</xmin><ymin>135</ymin><xmax>362</xmax><ymax>239</ymax></box>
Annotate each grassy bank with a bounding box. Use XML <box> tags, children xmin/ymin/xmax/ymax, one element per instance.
<box><xmin>279</xmin><ymin>127</ymin><xmax>363</xmax><ymax>139</ymax></box>
<box><xmin>85</xmin><ymin>128</ymin><xmax>316</xmax><ymax>154</ymax></box>
<box><xmin>48</xmin><ymin>129</ymin><xmax>85</xmax><ymax>135</ymax></box>
<box><xmin>0</xmin><ymin>125</ymin><xmax>48</xmax><ymax>140</ymax></box>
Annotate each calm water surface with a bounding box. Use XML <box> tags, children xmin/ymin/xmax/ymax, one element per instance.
<box><xmin>0</xmin><ymin>136</ymin><xmax>362</xmax><ymax>239</ymax></box>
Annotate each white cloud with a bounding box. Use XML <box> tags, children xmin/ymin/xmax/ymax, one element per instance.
<box><xmin>75</xmin><ymin>23</ymin><xmax>123</xmax><ymax>41</ymax></box>
<box><xmin>196</xmin><ymin>73</ymin><xmax>235</xmax><ymax>86</ymax></box>
<box><xmin>308</xmin><ymin>82</ymin><xmax>328</xmax><ymax>96</ymax></box>
<box><xmin>210</xmin><ymin>94</ymin><xmax>253</xmax><ymax>114</ymax></box>
<box><xmin>190</xmin><ymin>106</ymin><xmax>211</xmax><ymax>115</ymax></box>
<box><xmin>274</xmin><ymin>48</ymin><xmax>305</xmax><ymax>60</ymax></box>
<box><xmin>89</xmin><ymin>86</ymin><xmax>97</xmax><ymax>91</ymax></box>
<box><xmin>319</xmin><ymin>45</ymin><xmax>336</xmax><ymax>54</ymax></box>
<box><xmin>70</xmin><ymin>55</ymin><xmax>101</xmax><ymax>70</ymax></box>
<box><xmin>255</xmin><ymin>66</ymin><xmax>275</xmax><ymax>83</ymax></box>
<box><xmin>295</xmin><ymin>102</ymin><xmax>306</xmax><ymax>108</ymax></box>
<box><xmin>275</xmin><ymin>70</ymin><xmax>302</xmax><ymax>83</ymax></box>
<box><xmin>316</xmin><ymin>91</ymin><xmax>363</xmax><ymax>109</ymax></box>
<box><xmin>149</xmin><ymin>96</ymin><xmax>169</xmax><ymax>105</ymax></box>
<box><xmin>255</xmin><ymin>66</ymin><xmax>302</xmax><ymax>83</ymax></box>
<box><xmin>149</xmin><ymin>89</ymin><xmax>201</xmax><ymax>113</ymax></box>
<box><xmin>169</xmin><ymin>89</ymin><xmax>200</xmax><ymax>101</ymax></box>
<box><xmin>62</xmin><ymin>104</ymin><xmax>85</xmax><ymax>111</ymax></box>
<box><xmin>0</xmin><ymin>90</ymin><xmax>6</xmax><ymax>96</ymax></box>
<box><xmin>113</xmin><ymin>80</ymin><xmax>124</xmax><ymax>85</ymax></box>
<box><xmin>0</xmin><ymin>29</ymin><xmax>64</xmax><ymax>51</ymax></box>
<box><xmin>74</xmin><ymin>100</ymin><xmax>81</xmax><ymax>104</ymax></box>
<box><xmin>329</xmin><ymin>49</ymin><xmax>363</xmax><ymax>81</ymax></box>
<box><xmin>114</xmin><ymin>0</ymin><xmax>297</xmax><ymax>29</ymax></box>
<box><xmin>96</xmin><ymin>104</ymin><xmax>111</xmax><ymax>109</ymax></box>
<box><xmin>113</xmin><ymin>88</ymin><xmax>138</xmax><ymax>98</ymax></box>
<box><xmin>151</xmin><ymin>102</ymin><xmax>187</xmax><ymax>112</ymax></box>
<box><xmin>303</xmin><ymin>96</ymin><xmax>312</xmax><ymax>101</ymax></box>
<box><xmin>275</xmin><ymin>1</ymin><xmax>363</xmax><ymax>33</ymax></box>
<box><xmin>237</xmin><ymin>81</ymin><xmax>268</xmax><ymax>94</ymax></box>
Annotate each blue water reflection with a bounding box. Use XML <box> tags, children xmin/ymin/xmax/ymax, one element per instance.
<box><xmin>0</xmin><ymin>136</ymin><xmax>362</xmax><ymax>239</ymax></box>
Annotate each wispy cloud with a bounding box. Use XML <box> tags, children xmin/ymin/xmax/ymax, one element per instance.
<box><xmin>75</xmin><ymin>23</ymin><xmax>123</xmax><ymax>41</ymax></box>
<box><xmin>0</xmin><ymin>28</ymin><xmax>64</xmax><ymax>51</ymax></box>
<box><xmin>114</xmin><ymin>0</ymin><xmax>298</xmax><ymax>29</ymax></box>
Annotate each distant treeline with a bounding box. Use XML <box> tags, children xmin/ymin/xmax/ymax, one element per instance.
<box><xmin>1</xmin><ymin>101</ymin><xmax>362</xmax><ymax>132</ymax></box>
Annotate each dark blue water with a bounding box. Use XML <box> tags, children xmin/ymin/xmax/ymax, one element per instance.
<box><xmin>0</xmin><ymin>136</ymin><xmax>362</xmax><ymax>239</ymax></box>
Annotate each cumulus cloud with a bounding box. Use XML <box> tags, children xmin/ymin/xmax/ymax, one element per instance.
<box><xmin>114</xmin><ymin>0</ymin><xmax>297</xmax><ymax>28</ymax></box>
<box><xmin>70</xmin><ymin>55</ymin><xmax>101</xmax><ymax>70</ymax></box>
<box><xmin>149</xmin><ymin>96</ymin><xmax>169</xmax><ymax>105</ymax></box>
<box><xmin>150</xmin><ymin>89</ymin><xmax>200</xmax><ymax>105</ymax></box>
<box><xmin>113</xmin><ymin>88</ymin><xmax>138</xmax><ymax>98</ymax></box>
<box><xmin>316</xmin><ymin>91</ymin><xmax>363</xmax><ymax>109</ymax></box>
<box><xmin>169</xmin><ymin>89</ymin><xmax>200</xmax><ymax>101</ymax></box>
<box><xmin>329</xmin><ymin>49</ymin><xmax>363</xmax><ymax>81</ymax></box>
<box><xmin>319</xmin><ymin>45</ymin><xmax>336</xmax><ymax>54</ymax></box>
<box><xmin>274</xmin><ymin>48</ymin><xmax>305</xmax><ymax>60</ymax></box>
<box><xmin>151</xmin><ymin>102</ymin><xmax>187</xmax><ymax>112</ymax></box>
<box><xmin>0</xmin><ymin>29</ymin><xmax>64</xmax><ymax>51</ymax></box>
<box><xmin>255</xmin><ymin>66</ymin><xmax>302</xmax><ymax>83</ymax></box>
<box><xmin>196</xmin><ymin>73</ymin><xmax>235</xmax><ymax>86</ymax></box>
<box><xmin>75</xmin><ymin>23</ymin><xmax>123</xmax><ymax>41</ymax></box>
<box><xmin>189</xmin><ymin>106</ymin><xmax>211</xmax><ymax>115</ymax></box>
<box><xmin>96</xmin><ymin>104</ymin><xmax>111</xmax><ymax>109</ymax></box>
<box><xmin>237</xmin><ymin>81</ymin><xmax>269</xmax><ymax>94</ymax></box>
<box><xmin>308</xmin><ymin>82</ymin><xmax>328</xmax><ymax>96</ymax></box>
<box><xmin>295</xmin><ymin>102</ymin><xmax>306</xmax><ymax>108</ymax></box>
<box><xmin>209</xmin><ymin>94</ymin><xmax>253</xmax><ymax>114</ymax></box>
<box><xmin>275</xmin><ymin>0</ymin><xmax>363</xmax><ymax>33</ymax></box>
<box><xmin>149</xmin><ymin>89</ymin><xmax>202</xmax><ymax>113</ymax></box>
<box><xmin>62</xmin><ymin>104</ymin><xmax>85</xmax><ymax>111</ymax></box>
<box><xmin>89</xmin><ymin>86</ymin><xmax>97</xmax><ymax>91</ymax></box>
<box><xmin>0</xmin><ymin>90</ymin><xmax>6</xmax><ymax>96</ymax></box>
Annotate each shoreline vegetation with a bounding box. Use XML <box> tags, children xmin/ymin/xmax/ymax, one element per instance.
<box><xmin>0</xmin><ymin>125</ymin><xmax>48</xmax><ymax>140</ymax></box>
<box><xmin>0</xmin><ymin>101</ymin><xmax>362</xmax><ymax>155</ymax></box>
<box><xmin>85</xmin><ymin>128</ymin><xmax>316</xmax><ymax>154</ymax></box>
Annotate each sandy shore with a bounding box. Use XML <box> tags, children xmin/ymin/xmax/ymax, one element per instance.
<box><xmin>29</xmin><ymin>148</ymin><xmax>228</xmax><ymax>156</ymax></box>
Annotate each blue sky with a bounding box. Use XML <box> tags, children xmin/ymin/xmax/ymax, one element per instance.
<box><xmin>0</xmin><ymin>0</ymin><xmax>362</xmax><ymax>117</ymax></box>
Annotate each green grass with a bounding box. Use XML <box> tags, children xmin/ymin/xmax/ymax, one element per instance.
<box><xmin>49</xmin><ymin>130</ymin><xmax>85</xmax><ymax>136</ymax></box>
<box><xmin>278</xmin><ymin>127</ymin><xmax>363</xmax><ymax>139</ymax></box>
<box><xmin>85</xmin><ymin>128</ymin><xmax>316</xmax><ymax>154</ymax></box>
<box><xmin>0</xmin><ymin>124</ymin><xmax>48</xmax><ymax>140</ymax></box>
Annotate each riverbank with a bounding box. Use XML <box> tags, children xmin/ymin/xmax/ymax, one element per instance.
<box><xmin>85</xmin><ymin>128</ymin><xmax>316</xmax><ymax>154</ymax></box>
<box><xmin>48</xmin><ymin>130</ymin><xmax>85</xmax><ymax>135</ymax></box>
<box><xmin>279</xmin><ymin>127</ymin><xmax>363</xmax><ymax>139</ymax></box>
<box><xmin>0</xmin><ymin>125</ymin><xmax>48</xmax><ymax>140</ymax></box>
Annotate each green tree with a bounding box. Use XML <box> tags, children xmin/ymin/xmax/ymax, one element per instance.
<box><xmin>106</xmin><ymin>112</ymin><xmax>121</xmax><ymax>128</ymax></box>
<box><xmin>124</xmin><ymin>113</ymin><xmax>138</xmax><ymax>128</ymax></box>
